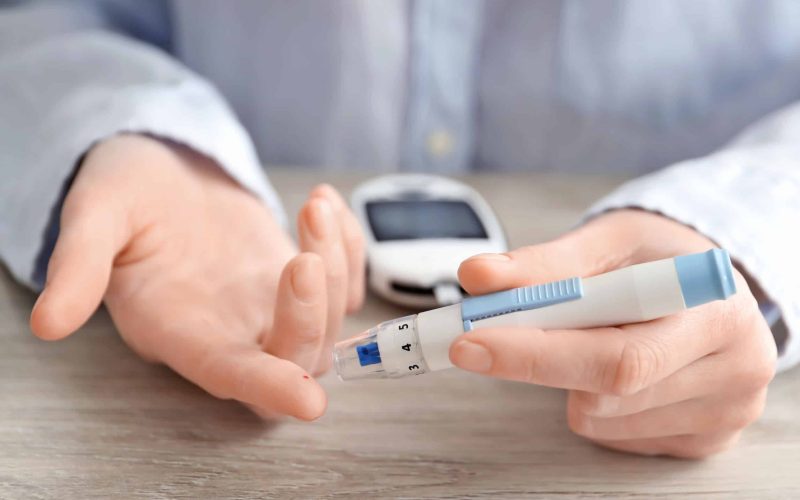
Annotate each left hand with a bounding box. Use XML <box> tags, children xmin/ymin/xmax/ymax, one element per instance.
<box><xmin>451</xmin><ymin>209</ymin><xmax>777</xmax><ymax>458</ymax></box>
<box><xmin>29</xmin><ymin>135</ymin><xmax>365</xmax><ymax>421</ymax></box>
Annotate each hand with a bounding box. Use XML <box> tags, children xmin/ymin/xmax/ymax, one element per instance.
<box><xmin>29</xmin><ymin>134</ymin><xmax>365</xmax><ymax>420</ymax></box>
<box><xmin>452</xmin><ymin>210</ymin><xmax>777</xmax><ymax>458</ymax></box>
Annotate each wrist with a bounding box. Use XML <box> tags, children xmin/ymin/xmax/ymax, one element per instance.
<box><xmin>83</xmin><ymin>132</ymin><xmax>266</xmax><ymax>209</ymax></box>
<box><xmin>593</xmin><ymin>208</ymin><xmax>717</xmax><ymax>253</ymax></box>
<box><xmin>85</xmin><ymin>134</ymin><xmax>202</xmax><ymax>182</ymax></box>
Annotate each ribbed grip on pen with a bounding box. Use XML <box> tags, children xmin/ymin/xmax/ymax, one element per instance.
<box><xmin>461</xmin><ymin>277</ymin><xmax>584</xmax><ymax>330</ymax></box>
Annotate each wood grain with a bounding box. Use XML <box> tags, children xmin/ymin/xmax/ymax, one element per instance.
<box><xmin>1</xmin><ymin>171</ymin><xmax>798</xmax><ymax>499</ymax></box>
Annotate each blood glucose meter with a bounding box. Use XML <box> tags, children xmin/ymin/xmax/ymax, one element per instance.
<box><xmin>350</xmin><ymin>174</ymin><xmax>507</xmax><ymax>308</ymax></box>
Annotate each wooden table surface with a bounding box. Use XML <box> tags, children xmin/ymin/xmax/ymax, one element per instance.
<box><xmin>1</xmin><ymin>171</ymin><xmax>798</xmax><ymax>499</ymax></box>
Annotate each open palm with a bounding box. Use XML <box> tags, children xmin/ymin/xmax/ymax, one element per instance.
<box><xmin>30</xmin><ymin>135</ymin><xmax>365</xmax><ymax>420</ymax></box>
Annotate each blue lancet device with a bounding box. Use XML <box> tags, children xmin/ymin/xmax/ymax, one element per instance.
<box><xmin>460</xmin><ymin>277</ymin><xmax>584</xmax><ymax>331</ymax></box>
<box><xmin>334</xmin><ymin>249</ymin><xmax>736</xmax><ymax>381</ymax></box>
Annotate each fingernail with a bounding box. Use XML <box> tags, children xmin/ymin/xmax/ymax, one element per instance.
<box><xmin>291</xmin><ymin>257</ymin><xmax>318</xmax><ymax>304</ymax></box>
<box><xmin>312</xmin><ymin>184</ymin><xmax>338</xmax><ymax>203</ymax></box>
<box><xmin>307</xmin><ymin>198</ymin><xmax>333</xmax><ymax>240</ymax></box>
<box><xmin>451</xmin><ymin>341</ymin><xmax>492</xmax><ymax>373</ymax></box>
<box><xmin>469</xmin><ymin>253</ymin><xmax>511</xmax><ymax>262</ymax></box>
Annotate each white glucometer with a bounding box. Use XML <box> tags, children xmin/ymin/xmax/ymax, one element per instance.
<box><xmin>350</xmin><ymin>174</ymin><xmax>507</xmax><ymax>308</ymax></box>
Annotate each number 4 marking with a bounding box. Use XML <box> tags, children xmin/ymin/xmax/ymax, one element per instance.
<box><xmin>401</xmin><ymin>343</ymin><xmax>411</xmax><ymax>351</ymax></box>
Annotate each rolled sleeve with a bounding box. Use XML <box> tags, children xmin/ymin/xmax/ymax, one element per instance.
<box><xmin>0</xmin><ymin>30</ymin><xmax>284</xmax><ymax>289</ymax></box>
<box><xmin>585</xmin><ymin>144</ymin><xmax>800</xmax><ymax>371</ymax></box>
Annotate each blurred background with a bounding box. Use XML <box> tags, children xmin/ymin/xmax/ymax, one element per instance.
<box><xmin>4</xmin><ymin>0</ymin><xmax>800</xmax><ymax>178</ymax></box>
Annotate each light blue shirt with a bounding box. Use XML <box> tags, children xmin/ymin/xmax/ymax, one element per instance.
<box><xmin>170</xmin><ymin>0</ymin><xmax>800</xmax><ymax>174</ymax></box>
<box><xmin>2</xmin><ymin>0</ymin><xmax>800</xmax><ymax>367</ymax></box>
<box><xmin>11</xmin><ymin>0</ymin><xmax>799</xmax><ymax>173</ymax></box>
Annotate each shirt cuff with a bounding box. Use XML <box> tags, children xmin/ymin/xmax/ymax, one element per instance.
<box><xmin>583</xmin><ymin>146</ymin><xmax>800</xmax><ymax>372</ymax></box>
<box><xmin>0</xmin><ymin>30</ymin><xmax>284</xmax><ymax>292</ymax></box>
<box><xmin>24</xmin><ymin>79</ymin><xmax>285</xmax><ymax>289</ymax></box>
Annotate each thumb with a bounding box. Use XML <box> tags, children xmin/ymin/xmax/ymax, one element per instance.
<box><xmin>458</xmin><ymin>212</ymin><xmax>641</xmax><ymax>296</ymax></box>
<box><xmin>30</xmin><ymin>195</ymin><xmax>128</xmax><ymax>340</ymax></box>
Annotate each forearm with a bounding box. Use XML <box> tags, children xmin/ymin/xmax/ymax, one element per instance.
<box><xmin>0</xmin><ymin>22</ymin><xmax>282</xmax><ymax>288</ymax></box>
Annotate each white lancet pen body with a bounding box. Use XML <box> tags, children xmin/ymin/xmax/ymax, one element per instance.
<box><xmin>334</xmin><ymin>249</ymin><xmax>737</xmax><ymax>381</ymax></box>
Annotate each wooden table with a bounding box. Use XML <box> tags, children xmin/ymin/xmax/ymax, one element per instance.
<box><xmin>1</xmin><ymin>171</ymin><xmax>798</xmax><ymax>499</ymax></box>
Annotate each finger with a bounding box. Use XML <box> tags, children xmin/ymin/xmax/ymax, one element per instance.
<box><xmin>591</xmin><ymin>431</ymin><xmax>742</xmax><ymax>459</ymax></box>
<box><xmin>160</xmin><ymin>327</ymin><xmax>327</xmax><ymax>421</ymax></box>
<box><xmin>263</xmin><ymin>253</ymin><xmax>328</xmax><ymax>372</ymax></box>
<box><xmin>566</xmin><ymin>390</ymin><xmax>766</xmax><ymax>441</ymax></box>
<box><xmin>30</xmin><ymin>190</ymin><xmax>128</xmax><ymax>340</ymax></box>
<box><xmin>298</xmin><ymin>196</ymin><xmax>349</xmax><ymax>371</ymax></box>
<box><xmin>570</xmin><ymin>343</ymin><xmax>775</xmax><ymax>418</ymax></box>
<box><xmin>449</xmin><ymin>314</ymin><xmax>722</xmax><ymax>394</ymax></box>
<box><xmin>459</xmin><ymin>209</ymin><xmax>720</xmax><ymax>296</ymax></box>
<box><xmin>310</xmin><ymin>184</ymin><xmax>366</xmax><ymax>313</ymax></box>
<box><xmin>458</xmin><ymin>213</ymin><xmax>640</xmax><ymax>296</ymax></box>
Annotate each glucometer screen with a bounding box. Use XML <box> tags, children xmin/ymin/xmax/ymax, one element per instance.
<box><xmin>366</xmin><ymin>200</ymin><xmax>488</xmax><ymax>241</ymax></box>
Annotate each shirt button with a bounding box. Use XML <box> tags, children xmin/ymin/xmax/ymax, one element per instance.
<box><xmin>427</xmin><ymin>129</ymin><xmax>455</xmax><ymax>159</ymax></box>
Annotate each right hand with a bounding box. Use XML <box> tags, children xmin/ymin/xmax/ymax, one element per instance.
<box><xmin>452</xmin><ymin>211</ymin><xmax>776</xmax><ymax>458</ymax></box>
<box><xmin>30</xmin><ymin>134</ymin><xmax>365</xmax><ymax>420</ymax></box>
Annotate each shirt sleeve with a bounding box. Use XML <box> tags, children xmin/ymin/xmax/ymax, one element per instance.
<box><xmin>585</xmin><ymin>102</ymin><xmax>800</xmax><ymax>372</ymax></box>
<box><xmin>0</xmin><ymin>7</ymin><xmax>284</xmax><ymax>290</ymax></box>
